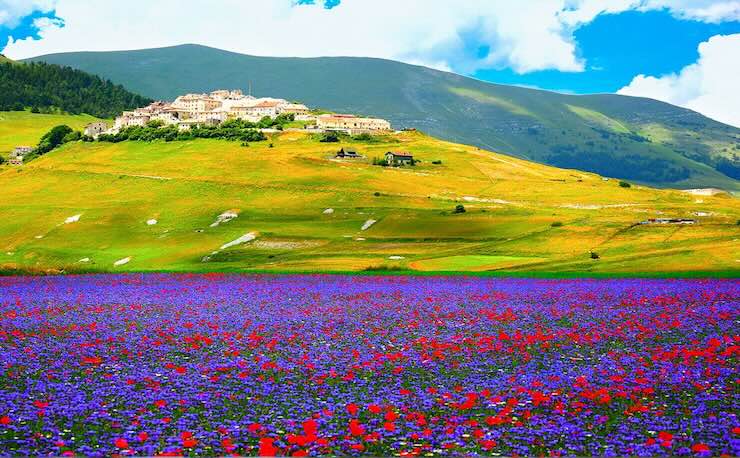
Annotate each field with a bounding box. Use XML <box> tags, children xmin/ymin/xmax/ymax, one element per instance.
<box><xmin>0</xmin><ymin>274</ymin><xmax>737</xmax><ymax>456</ymax></box>
<box><xmin>0</xmin><ymin>114</ymin><xmax>738</xmax><ymax>275</ymax></box>
<box><xmin>0</xmin><ymin>111</ymin><xmax>100</xmax><ymax>158</ymax></box>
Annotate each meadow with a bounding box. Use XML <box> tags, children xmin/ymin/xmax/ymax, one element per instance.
<box><xmin>0</xmin><ymin>112</ymin><xmax>738</xmax><ymax>275</ymax></box>
<box><xmin>0</xmin><ymin>274</ymin><xmax>737</xmax><ymax>456</ymax></box>
<box><xmin>0</xmin><ymin>111</ymin><xmax>99</xmax><ymax>157</ymax></box>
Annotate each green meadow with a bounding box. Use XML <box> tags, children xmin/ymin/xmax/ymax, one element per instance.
<box><xmin>1</xmin><ymin>113</ymin><xmax>738</xmax><ymax>274</ymax></box>
<box><xmin>0</xmin><ymin>111</ymin><xmax>99</xmax><ymax>157</ymax></box>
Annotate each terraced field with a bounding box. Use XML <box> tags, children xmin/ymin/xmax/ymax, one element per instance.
<box><xmin>0</xmin><ymin>113</ymin><xmax>738</xmax><ymax>274</ymax></box>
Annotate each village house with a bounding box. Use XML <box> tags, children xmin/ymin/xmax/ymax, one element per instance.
<box><xmin>385</xmin><ymin>151</ymin><xmax>414</xmax><ymax>166</ymax></box>
<box><xmin>278</xmin><ymin>103</ymin><xmax>310</xmax><ymax>117</ymax></box>
<box><xmin>84</xmin><ymin>122</ymin><xmax>108</xmax><ymax>137</ymax></box>
<box><xmin>8</xmin><ymin>146</ymin><xmax>32</xmax><ymax>166</ymax></box>
<box><xmin>317</xmin><ymin>114</ymin><xmax>391</xmax><ymax>134</ymax></box>
<box><xmin>335</xmin><ymin>148</ymin><xmax>360</xmax><ymax>159</ymax></box>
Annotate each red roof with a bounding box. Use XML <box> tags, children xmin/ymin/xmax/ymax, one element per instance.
<box><xmin>387</xmin><ymin>151</ymin><xmax>413</xmax><ymax>158</ymax></box>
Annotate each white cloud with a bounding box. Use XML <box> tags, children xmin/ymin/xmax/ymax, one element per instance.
<box><xmin>2</xmin><ymin>0</ymin><xmax>739</xmax><ymax>76</ymax></box>
<box><xmin>618</xmin><ymin>34</ymin><xmax>740</xmax><ymax>127</ymax></box>
<box><xmin>0</xmin><ymin>0</ymin><xmax>56</xmax><ymax>27</ymax></box>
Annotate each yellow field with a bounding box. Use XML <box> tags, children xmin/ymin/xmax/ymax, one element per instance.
<box><xmin>0</xmin><ymin>126</ymin><xmax>738</xmax><ymax>274</ymax></box>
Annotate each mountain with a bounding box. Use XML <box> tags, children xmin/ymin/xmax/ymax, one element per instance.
<box><xmin>0</xmin><ymin>60</ymin><xmax>151</xmax><ymax>118</ymax></box>
<box><xmin>25</xmin><ymin>44</ymin><xmax>740</xmax><ymax>191</ymax></box>
<box><xmin>0</xmin><ymin>115</ymin><xmax>738</xmax><ymax>275</ymax></box>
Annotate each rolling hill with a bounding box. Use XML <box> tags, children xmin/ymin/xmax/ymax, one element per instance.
<box><xmin>26</xmin><ymin>44</ymin><xmax>740</xmax><ymax>191</ymax></box>
<box><xmin>1</xmin><ymin>114</ymin><xmax>738</xmax><ymax>275</ymax></box>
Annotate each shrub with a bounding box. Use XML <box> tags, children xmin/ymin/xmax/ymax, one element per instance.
<box><xmin>319</xmin><ymin>131</ymin><xmax>340</xmax><ymax>143</ymax></box>
<box><xmin>453</xmin><ymin>204</ymin><xmax>466</xmax><ymax>214</ymax></box>
<box><xmin>372</xmin><ymin>157</ymin><xmax>389</xmax><ymax>167</ymax></box>
<box><xmin>374</xmin><ymin>192</ymin><xmax>381</xmax><ymax>197</ymax></box>
<box><xmin>432</xmin><ymin>160</ymin><xmax>442</xmax><ymax>165</ymax></box>
<box><xmin>353</xmin><ymin>133</ymin><xmax>375</xmax><ymax>142</ymax></box>
<box><xmin>551</xmin><ymin>221</ymin><xmax>563</xmax><ymax>227</ymax></box>
<box><xmin>590</xmin><ymin>251</ymin><xmax>600</xmax><ymax>259</ymax></box>
<box><xmin>619</xmin><ymin>181</ymin><xmax>632</xmax><ymax>188</ymax></box>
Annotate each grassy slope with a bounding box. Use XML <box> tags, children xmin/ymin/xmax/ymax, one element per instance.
<box><xmin>0</xmin><ymin>111</ymin><xmax>99</xmax><ymax>157</ymax></box>
<box><xmin>1</xmin><ymin>124</ymin><xmax>738</xmax><ymax>274</ymax></box>
<box><xmin>26</xmin><ymin>44</ymin><xmax>740</xmax><ymax>191</ymax></box>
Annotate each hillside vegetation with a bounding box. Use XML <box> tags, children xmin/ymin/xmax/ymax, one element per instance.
<box><xmin>0</xmin><ymin>60</ymin><xmax>151</xmax><ymax>117</ymax></box>
<box><xmin>26</xmin><ymin>44</ymin><xmax>740</xmax><ymax>191</ymax></box>
<box><xmin>1</xmin><ymin>118</ymin><xmax>737</xmax><ymax>275</ymax></box>
<box><xmin>0</xmin><ymin>111</ymin><xmax>99</xmax><ymax>157</ymax></box>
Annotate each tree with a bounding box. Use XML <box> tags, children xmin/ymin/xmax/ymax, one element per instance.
<box><xmin>319</xmin><ymin>131</ymin><xmax>340</xmax><ymax>143</ymax></box>
<box><xmin>619</xmin><ymin>181</ymin><xmax>632</xmax><ymax>188</ymax></box>
<box><xmin>454</xmin><ymin>204</ymin><xmax>466</xmax><ymax>214</ymax></box>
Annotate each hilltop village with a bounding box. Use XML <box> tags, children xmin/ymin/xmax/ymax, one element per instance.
<box><xmin>84</xmin><ymin>89</ymin><xmax>392</xmax><ymax>137</ymax></box>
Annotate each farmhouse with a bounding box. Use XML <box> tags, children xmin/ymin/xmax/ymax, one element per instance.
<box><xmin>84</xmin><ymin>122</ymin><xmax>108</xmax><ymax>137</ymax></box>
<box><xmin>8</xmin><ymin>146</ymin><xmax>32</xmax><ymax>166</ymax></box>
<box><xmin>385</xmin><ymin>151</ymin><xmax>414</xmax><ymax>166</ymax></box>
<box><xmin>335</xmin><ymin>148</ymin><xmax>360</xmax><ymax>159</ymax></box>
<box><xmin>317</xmin><ymin>114</ymin><xmax>391</xmax><ymax>134</ymax></box>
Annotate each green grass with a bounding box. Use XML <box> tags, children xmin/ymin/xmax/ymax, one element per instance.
<box><xmin>0</xmin><ymin>114</ymin><xmax>738</xmax><ymax>274</ymax></box>
<box><xmin>0</xmin><ymin>111</ymin><xmax>100</xmax><ymax>156</ymax></box>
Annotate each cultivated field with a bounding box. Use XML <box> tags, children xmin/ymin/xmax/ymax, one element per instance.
<box><xmin>0</xmin><ymin>274</ymin><xmax>737</xmax><ymax>455</ymax></box>
<box><xmin>0</xmin><ymin>113</ymin><xmax>738</xmax><ymax>274</ymax></box>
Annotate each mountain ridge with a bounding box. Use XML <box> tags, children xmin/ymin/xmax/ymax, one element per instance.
<box><xmin>25</xmin><ymin>44</ymin><xmax>740</xmax><ymax>191</ymax></box>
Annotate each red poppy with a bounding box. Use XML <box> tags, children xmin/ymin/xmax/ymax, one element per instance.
<box><xmin>692</xmin><ymin>444</ymin><xmax>710</xmax><ymax>453</ymax></box>
<box><xmin>259</xmin><ymin>437</ymin><xmax>278</xmax><ymax>457</ymax></box>
<box><xmin>349</xmin><ymin>419</ymin><xmax>365</xmax><ymax>436</ymax></box>
<box><xmin>138</xmin><ymin>432</ymin><xmax>149</xmax><ymax>442</ymax></box>
<box><xmin>303</xmin><ymin>419</ymin><xmax>318</xmax><ymax>436</ymax></box>
<box><xmin>346</xmin><ymin>403</ymin><xmax>359</xmax><ymax>416</ymax></box>
<box><xmin>0</xmin><ymin>416</ymin><xmax>10</xmax><ymax>425</ymax></box>
<box><xmin>114</xmin><ymin>438</ymin><xmax>129</xmax><ymax>449</ymax></box>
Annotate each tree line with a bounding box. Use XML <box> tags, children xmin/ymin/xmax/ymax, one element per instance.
<box><xmin>0</xmin><ymin>61</ymin><xmax>151</xmax><ymax>118</ymax></box>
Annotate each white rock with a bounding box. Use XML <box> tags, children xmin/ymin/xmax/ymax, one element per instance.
<box><xmin>220</xmin><ymin>232</ymin><xmax>257</xmax><ymax>250</ymax></box>
<box><xmin>361</xmin><ymin>219</ymin><xmax>377</xmax><ymax>231</ymax></box>
<box><xmin>35</xmin><ymin>235</ymin><xmax>44</xmax><ymax>239</ymax></box>
<box><xmin>113</xmin><ymin>257</ymin><xmax>131</xmax><ymax>266</ymax></box>
<box><xmin>389</xmin><ymin>256</ymin><xmax>405</xmax><ymax>260</ymax></box>
<box><xmin>64</xmin><ymin>214</ymin><xmax>81</xmax><ymax>224</ymax></box>
<box><xmin>78</xmin><ymin>258</ymin><xmax>90</xmax><ymax>263</ymax></box>
<box><xmin>146</xmin><ymin>219</ymin><xmax>158</xmax><ymax>226</ymax></box>
<box><xmin>323</xmin><ymin>208</ymin><xmax>334</xmax><ymax>214</ymax></box>
<box><xmin>210</xmin><ymin>211</ymin><xmax>238</xmax><ymax>227</ymax></box>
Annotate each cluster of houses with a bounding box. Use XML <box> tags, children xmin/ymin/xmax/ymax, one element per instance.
<box><xmin>84</xmin><ymin>89</ymin><xmax>392</xmax><ymax>137</ymax></box>
<box><xmin>334</xmin><ymin>148</ymin><xmax>415</xmax><ymax>167</ymax></box>
<box><xmin>7</xmin><ymin>146</ymin><xmax>32</xmax><ymax>165</ymax></box>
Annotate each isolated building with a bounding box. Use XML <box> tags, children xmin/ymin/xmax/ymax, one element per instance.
<box><xmin>385</xmin><ymin>151</ymin><xmax>414</xmax><ymax>166</ymax></box>
<box><xmin>84</xmin><ymin>122</ymin><xmax>108</xmax><ymax>137</ymax></box>
<box><xmin>8</xmin><ymin>146</ymin><xmax>32</xmax><ymax>165</ymax></box>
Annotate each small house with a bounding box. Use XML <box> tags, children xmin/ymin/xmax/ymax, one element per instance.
<box><xmin>8</xmin><ymin>146</ymin><xmax>32</xmax><ymax>166</ymax></box>
<box><xmin>385</xmin><ymin>151</ymin><xmax>414</xmax><ymax>166</ymax></box>
<box><xmin>84</xmin><ymin>122</ymin><xmax>108</xmax><ymax>137</ymax></box>
<box><xmin>335</xmin><ymin>148</ymin><xmax>360</xmax><ymax>159</ymax></box>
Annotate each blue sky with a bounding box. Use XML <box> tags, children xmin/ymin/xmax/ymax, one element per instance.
<box><xmin>474</xmin><ymin>10</ymin><xmax>740</xmax><ymax>94</ymax></box>
<box><xmin>1</xmin><ymin>0</ymin><xmax>738</xmax><ymax>126</ymax></box>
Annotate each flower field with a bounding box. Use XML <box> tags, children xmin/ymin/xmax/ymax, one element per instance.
<box><xmin>0</xmin><ymin>274</ymin><xmax>738</xmax><ymax>456</ymax></box>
